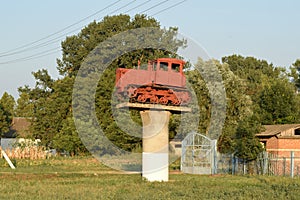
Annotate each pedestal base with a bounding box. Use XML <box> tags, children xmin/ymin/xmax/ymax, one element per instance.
<box><xmin>140</xmin><ymin>110</ymin><xmax>170</xmax><ymax>182</ymax></box>
<box><xmin>142</xmin><ymin>152</ymin><xmax>168</xmax><ymax>181</ymax></box>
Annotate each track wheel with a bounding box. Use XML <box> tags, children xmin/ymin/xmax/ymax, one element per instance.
<box><xmin>172</xmin><ymin>99</ymin><xmax>181</xmax><ymax>106</ymax></box>
<box><xmin>127</xmin><ymin>86</ymin><xmax>137</xmax><ymax>98</ymax></box>
<box><xmin>159</xmin><ymin>97</ymin><xmax>168</xmax><ymax>105</ymax></box>
<box><xmin>150</xmin><ymin>96</ymin><xmax>159</xmax><ymax>104</ymax></box>
<box><xmin>137</xmin><ymin>95</ymin><xmax>147</xmax><ymax>103</ymax></box>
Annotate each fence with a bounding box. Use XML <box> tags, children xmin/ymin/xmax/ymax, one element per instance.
<box><xmin>180</xmin><ymin>131</ymin><xmax>300</xmax><ymax>177</ymax></box>
<box><xmin>216</xmin><ymin>151</ymin><xmax>300</xmax><ymax>177</ymax></box>
<box><xmin>0</xmin><ymin>138</ymin><xmax>49</xmax><ymax>160</ymax></box>
<box><xmin>0</xmin><ymin>146</ymin><xmax>47</xmax><ymax>160</ymax></box>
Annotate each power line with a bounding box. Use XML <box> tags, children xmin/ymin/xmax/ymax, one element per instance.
<box><xmin>140</xmin><ymin>0</ymin><xmax>170</xmax><ymax>13</ymax></box>
<box><xmin>124</xmin><ymin>0</ymin><xmax>152</xmax><ymax>13</ymax></box>
<box><xmin>21</xmin><ymin>50</ymin><xmax>61</xmax><ymax>63</ymax></box>
<box><xmin>0</xmin><ymin>0</ymin><xmax>139</xmax><ymax>64</ymax></box>
<box><xmin>0</xmin><ymin>25</ymin><xmax>84</xmax><ymax>58</ymax></box>
<box><xmin>0</xmin><ymin>0</ymin><xmax>122</xmax><ymax>57</ymax></box>
<box><xmin>151</xmin><ymin>0</ymin><xmax>187</xmax><ymax>16</ymax></box>
<box><xmin>0</xmin><ymin>0</ymin><xmax>136</xmax><ymax>63</ymax></box>
<box><xmin>0</xmin><ymin>0</ymin><xmax>138</xmax><ymax>59</ymax></box>
<box><xmin>107</xmin><ymin>0</ymin><xmax>136</xmax><ymax>16</ymax></box>
<box><xmin>0</xmin><ymin>0</ymin><xmax>188</xmax><ymax>65</ymax></box>
<box><xmin>11</xmin><ymin>50</ymin><xmax>60</xmax><ymax>64</ymax></box>
<box><xmin>0</xmin><ymin>48</ymin><xmax>60</xmax><ymax>65</ymax></box>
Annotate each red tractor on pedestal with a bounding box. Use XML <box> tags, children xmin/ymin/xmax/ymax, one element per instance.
<box><xmin>115</xmin><ymin>58</ymin><xmax>191</xmax><ymax>106</ymax></box>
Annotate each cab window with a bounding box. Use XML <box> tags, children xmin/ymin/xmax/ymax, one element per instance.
<box><xmin>171</xmin><ymin>63</ymin><xmax>180</xmax><ymax>72</ymax></box>
<box><xmin>152</xmin><ymin>62</ymin><xmax>157</xmax><ymax>71</ymax></box>
<box><xmin>159</xmin><ymin>62</ymin><xmax>169</xmax><ymax>71</ymax></box>
<box><xmin>139</xmin><ymin>63</ymin><xmax>148</xmax><ymax>70</ymax></box>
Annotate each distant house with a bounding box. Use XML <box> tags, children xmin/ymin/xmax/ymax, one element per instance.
<box><xmin>1</xmin><ymin>117</ymin><xmax>43</xmax><ymax>158</ymax></box>
<box><xmin>256</xmin><ymin>124</ymin><xmax>300</xmax><ymax>157</ymax></box>
<box><xmin>3</xmin><ymin>117</ymin><xmax>31</xmax><ymax>138</ymax></box>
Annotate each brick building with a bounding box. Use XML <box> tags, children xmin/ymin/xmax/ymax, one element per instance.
<box><xmin>3</xmin><ymin>117</ymin><xmax>31</xmax><ymax>138</ymax></box>
<box><xmin>256</xmin><ymin>124</ymin><xmax>300</xmax><ymax>175</ymax></box>
<box><xmin>256</xmin><ymin>124</ymin><xmax>300</xmax><ymax>156</ymax></box>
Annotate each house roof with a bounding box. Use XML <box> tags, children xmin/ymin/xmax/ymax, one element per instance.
<box><xmin>256</xmin><ymin>124</ymin><xmax>300</xmax><ymax>137</ymax></box>
<box><xmin>3</xmin><ymin>117</ymin><xmax>31</xmax><ymax>138</ymax></box>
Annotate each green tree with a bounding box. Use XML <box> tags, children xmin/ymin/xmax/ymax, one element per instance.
<box><xmin>24</xmin><ymin>14</ymin><xmax>184</xmax><ymax>154</ymax></box>
<box><xmin>57</xmin><ymin>14</ymin><xmax>169</xmax><ymax>77</ymax></box>
<box><xmin>234</xmin><ymin>116</ymin><xmax>263</xmax><ymax>161</ymax></box>
<box><xmin>218</xmin><ymin>54</ymin><xmax>300</xmax><ymax>157</ymax></box>
<box><xmin>259</xmin><ymin>79</ymin><xmax>300</xmax><ymax>124</ymax></box>
<box><xmin>222</xmin><ymin>55</ymin><xmax>282</xmax><ymax>99</ymax></box>
<box><xmin>52</xmin><ymin>117</ymin><xmax>87</xmax><ymax>156</ymax></box>
<box><xmin>89</xmin><ymin>16</ymin><xmax>183</xmax><ymax>151</ymax></box>
<box><xmin>215</xmin><ymin>61</ymin><xmax>254</xmax><ymax>154</ymax></box>
<box><xmin>15</xmin><ymin>89</ymin><xmax>34</xmax><ymax>117</ymax></box>
<box><xmin>0</xmin><ymin>104</ymin><xmax>11</xmax><ymax>136</ymax></box>
<box><xmin>222</xmin><ymin>55</ymin><xmax>300</xmax><ymax>125</ymax></box>
<box><xmin>28</xmin><ymin>75</ymin><xmax>73</xmax><ymax>147</ymax></box>
<box><xmin>0</xmin><ymin>92</ymin><xmax>15</xmax><ymax>136</ymax></box>
<box><xmin>180</xmin><ymin>59</ymin><xmax>253</xmax><ymax>154</ymax></box>
<box><xmin>292</xmin><ymin>59</ymin><xmax>300</xmax><ymax>89</ymax></box>
<box><xmin>0</xmin><ymin>92</ymin><xmax>15</xmax><ymax>117</ymax></box>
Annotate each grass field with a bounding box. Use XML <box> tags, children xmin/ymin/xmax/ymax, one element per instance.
<box><xmin>0</xmin><ymin>157</ymin><xmax>300</xmax><ymax>200</ymax></box>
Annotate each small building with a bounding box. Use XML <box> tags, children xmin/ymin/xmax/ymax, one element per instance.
<box><xmin>1</xmin><ymin>117</ymin><xmax>32</xmax><ymax>150</ymax></box>
<box><xmin>3</xmin><ymin>117</ymin><xmax>31</xmax><ymax>138</ymax></box>
<box><xmin>256</xmin><ymin>124</ymin><xmax>300</xmax><ymax>157</ymax></box>
<box><xmin>256</xmin><ymin>124</ymin><xmax>300</xmax><ymax>175</ymax></box>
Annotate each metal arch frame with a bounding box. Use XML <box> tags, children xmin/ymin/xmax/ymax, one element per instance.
<box><xmin>181</xmin><ymin>131</ymin><xmax>217</xmax><ymax>174</ymax></box>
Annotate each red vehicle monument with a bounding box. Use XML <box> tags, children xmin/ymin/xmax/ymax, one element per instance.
<box><xmin>115</xmin><ymin>58</ymin><xmax>191</xmax><ymax>106</ymax></box>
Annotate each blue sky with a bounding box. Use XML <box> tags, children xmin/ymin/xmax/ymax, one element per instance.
<box><xmin>1</xmin><ymin>0</ymin><xmax>300</xmax><ymax>98</ymax></box>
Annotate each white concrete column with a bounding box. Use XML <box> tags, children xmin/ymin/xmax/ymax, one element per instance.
<box><xmin>140</xmin><ymin>110</ymin><xmax>171</xmax><ymax>182</ymax></box>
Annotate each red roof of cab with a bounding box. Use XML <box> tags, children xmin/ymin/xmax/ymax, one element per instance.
<box><xmin>155</xmin><ymin>58</ymin><xmax>185</xmax><ymax>65</ymax></box>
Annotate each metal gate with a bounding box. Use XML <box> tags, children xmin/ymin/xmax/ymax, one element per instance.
<box><xmin>181</xmin><ymin>132</ymin><xmax>217</xmax><ymax>174</ymax></box>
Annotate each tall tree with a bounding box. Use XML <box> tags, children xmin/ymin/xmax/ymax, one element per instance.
<box><xmin>57</xmin><ymin>14</ymin><xmax>168</xmax><ymax>77</ymax></box>
<box><xmin>222</xmin><ymin>55</ymin><xmax>300</xmax><ymax>125</ymax></box>
<box><xmin>222</xmin><ymin>55</ymin><xmax>282</xmax><ymax>100</ymax></box>
<box><xmin>0</xmin><ymin>103</ymin><xmax>11</xmax><ymax>136</ymax></box>
<box><xmin>89</xmin><ymin>15</ymin><xmax>184</xmax><ymax>152</ymax></box>
<box><xmin>234</xmin><ymin>116</ymin><xmax>263</xmax><ymax>161</ymax></box>
<box><xmin>0</xmin><ymin>92</ymin><xmax>15</xmax><ymax>117</ymax></box>
<box><xmin>259</xmin><ymin>78</ymin><xmax>300</xmax><ymax>124</ymax></box>
<box><xmin>23</xmin><ymin>74</ymin><xmax>74</xmax><ymax>148</ymax></box>
<box><xmin>0</xmin><ymin>92</ymin><xmax>15</xmax><ymax>136</ymax></box>
<box><xmin>24</xmin><ymin>14</ymin><xmax>185</xmax><ymax>154</ymax></box>
<box><xmin>15</xmin><ymin>89</ymin><xmax>34</xmax><ymax>117</ymax></box>
<box><xmin>292</xmin><ymin>59</ymin><xmax>300</xmax><ymax>89</ymax></box>
<box><xmin>215</xmin><ymin>61</ymin><xmax>254</xmax><ymax>154</ymax></box>
<box><xmin>180</xmin><ymin>59</ymin><xmax>253</xmax><ymax>154</ymax></box>
<box><xmin>52</xmin><ymin>117</ymin><xmax>87</xmax><ymax>156</ymax></box>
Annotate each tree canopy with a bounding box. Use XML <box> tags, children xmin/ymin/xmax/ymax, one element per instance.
<box><xmin>15</xmin><ymin>89</ymin><xmax>34</xmax><ymax>118</ymax></box>
<box><xmin>292</xmin><ymin>59</ymin><xmax>300</xmax><ymax>89</ymax></box>
<box><xmin>0</xmin><ymin>104</ymin><xmax>11</xmax><ymax>136</ymax></box>
<box><xmin>19</xmin><ymin>14</ymin><xmax>184</xmax><ymax>154</ymax></box>
<box><xmin>222</xmin><ymin>55</ymin><xmax>300</xmax><ymax>125</ymax></box>
<box><xmin>0</xmin><ymin>92</ymin><xmax>15</xmax><ymax>118</ymax></box>
<box><xmin>0</xmin><ymin>92</ymin><xmax>15</xmax><ymax>136</ymax></box>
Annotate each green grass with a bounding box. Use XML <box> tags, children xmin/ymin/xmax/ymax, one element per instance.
<box><xmin>0</xmin><ymin>157</ymin><xmax>300</xmax><ymax>199</ymax></box>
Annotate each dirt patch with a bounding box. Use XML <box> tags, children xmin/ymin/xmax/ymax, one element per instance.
<box><xmin>169</xmin><ymin>170</ymin><xmax>182</xmax><ymax>174</ymax></box>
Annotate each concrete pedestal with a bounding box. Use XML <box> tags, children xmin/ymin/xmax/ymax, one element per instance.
<box><xmin>140</xmin><ymin>110</ymin><xmax>171</xmax><ymax>182</ymax></box>
<box><xmin>116</xmin><ymin>103</ymin><xmax>191</xmax><ymax>182</ymax></box>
